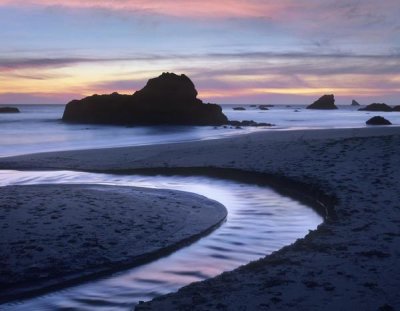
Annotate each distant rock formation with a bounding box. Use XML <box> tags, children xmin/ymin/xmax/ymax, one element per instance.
<box><xmin>258</xmin><ymin>105</ymin><xmax>273</xmax><ymax>111</ymax></box>
<box><xmin>63</xmin><ymin>73</ymin><xmax>228</xmax><ymax>126</ymax></box>
<box><xmin>0</xmin><ymin>107</ymin><xmax>19</xmax><ymax>113</ymax></box>
<box><xmin>351</xmin><ymin>100</ymin><xmax>360</xmax><ymax>106</ymax></box>
<box><xmin>359</xmin><ymin>103</ymin><xmax>392</xmax><ymax>112</ymax></box>
<box><xmin>306</xmin><ymin>95</ymin><xmax>338</xmax><ymax>110</ymax></box>
<box><xmin>366</xmin><ymin>116</ymin><xmax>392</xmax><ymax>125</ymax></box>
<box><xmin>233</xmin><ymin>107</ymin><xmax>246</xmax><ymax>111</ymax></box>
<box><xmin>392</xmin><ymin>105</ymin><xmax>400</xmax><ymax>112</ymax></box>
<box><xmin>259</xmin><ymin>104</ymin><xmax>274</xmax><ymax>108</ymax></box>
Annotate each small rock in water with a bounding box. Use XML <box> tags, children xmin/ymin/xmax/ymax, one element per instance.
<box><xmin>366</xmin><ymin>116</ymin><xmax>392</xmax><ymax>125</ymax></box>
<box><xmin>227</xmin><ymin>120</ymin><xmax>272</xmax><ymax>127</ymax></box>
<box><xmin>259</xmin><ymin>105</ymin><xmax>270</xmax><ymax>110</ymax></box>
<box><xmin>0</xmin><ymin>107</ymin><xmax>20</xmax><ymax>113</ymax></box>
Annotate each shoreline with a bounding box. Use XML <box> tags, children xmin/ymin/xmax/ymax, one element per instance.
<box><xmin>1</xmin><ymin>126</ymin><xmax>399</xmax><ymax>169</ymax></box>
<box><xmin>1</xmin><ymin>126</ymin><xmax>400</xmax><ymax>309</ymax></box>
<box><xmin>1</xmin><ymin>123</ymin><xmax>400</xmax><ymax>159</ymax></box>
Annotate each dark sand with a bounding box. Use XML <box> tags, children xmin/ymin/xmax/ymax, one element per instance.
<box><xmin>0</xmin><ymin>184</ymin><xmax>226</xmax><ymax>302</ymax></box>
<box><xmin>1</xmin><ymin>126</ymin><xmax>400</xmax><ymax>310</ymax></box>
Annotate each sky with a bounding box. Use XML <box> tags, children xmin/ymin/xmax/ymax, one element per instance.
<box><xmin>0</xmin><ymin>0</ymin><xmax>399</xmax><ymax>105</ymax></box>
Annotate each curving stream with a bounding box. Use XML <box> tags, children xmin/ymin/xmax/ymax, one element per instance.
<box><xmin>0</xmin><ymin>170</ymin><xmax>322</xmax><ymax>310</ymax></box>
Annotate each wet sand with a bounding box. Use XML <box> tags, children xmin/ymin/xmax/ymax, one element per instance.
<box><xmin>0</xmin><ymin>184</ymin><xmax>226</xmax><ymax>302</ymax></box>
<box><xmin>1</xmin><ymin>126</ymin><xmax>400</xmax><ymax>310</ymax></box>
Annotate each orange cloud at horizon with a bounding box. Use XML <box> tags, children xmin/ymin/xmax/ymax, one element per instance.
<box><xmin>1</xmin><ymin>54</ymin><xmax>399</xmax><ymax>105</ymax></box>
<box><xmin>1</xmin><ymin>68</ymin><xmax>399</xmax><ymax>103</ymax></box>
<box><xmin>199</xmin><ymin>87</ymin><xmax>398</xmax><ymax>100</ymax></box>
<box><xmin>3</xmin><ymin>76</ymin><xmax>397</xmax><ymax>99</ymax></box>
<box><xmin>0</xmin><ymin>0</ymin><xmax>285</xmax><ymax>18</ymax></box>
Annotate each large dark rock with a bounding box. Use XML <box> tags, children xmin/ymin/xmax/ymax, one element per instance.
<box><xmin>351</xmin><ymin>100</ymin><xmax>360</xmax><ymax>106</ymax></box>
<box><xmin>366</xmin><ymin>116</ymin><xmax>392</xmax><ymax>125</ymax></box>
<box><xmin>306</xmin><ymin>95</ymin><xmax>337</xmax><ymax>110</ymax></box>
<box><xmin>0</xmin><ymin>107</ymin><xmax>19</xmax><ymax>113</ymax></box>
<box><xmin>359</xmin><ymin>103</ymin><xmax>392</xmax><ymax>112</ymax></box>
<box><xmin>392</xmin><ymin>105</ymin><xmax>400</xmax><ymax>112</ymax></box>
<box><xmin>62</xmin><ymin>73</ymin><xmax>228</xmax><ymax>126</ymax></box>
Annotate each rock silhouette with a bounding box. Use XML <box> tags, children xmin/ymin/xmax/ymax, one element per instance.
<box><xmin>306</xmin><ymin>95</ymin><xmax>337</xmax><ymax>110</ymax></box>
<box><xmin>259</xmin><ymin>104</ymin><xmax>273</xmax><ymax>109</ymax></box>
<box><xmin>63</xmin><ymin>73</ymin><xmax>228</xmax><ymax>126</ymax></box>
<box><xmin>359</xmin><ymin>103</ymin><xmax>392</xmax><ymax>112</ymax></box>
<box><xmin>0</xmin><ymin>107</ymin><xmax>19</xmax><ymax>113</ymax></box>
<box><xmin>258</xmin><ymin>105</ymin><xmax>269</xmax><ymax>111</ymax></box>
<box><xmin>233</xmin><ymin>107</ymin><xmax>246</xmax><ymax>111</ymax></box>
<box><xmin>392</xmin><ymin>105</ymin><xmax>400</xmax><ymax>112</ymax></box>
<box><xmin>227</xmin><ymin>120</ymin><xmax>272</xmax><ymax>127</ymax></box>
<box><xmin>351</xmin><ymin>100</ymin><xmax>360</xmax><ymax>106</ymax></box>
<box><xmin>366</xmin><ymin>116</ymin><xmax>392</xmax><ymax>125</ymax></box>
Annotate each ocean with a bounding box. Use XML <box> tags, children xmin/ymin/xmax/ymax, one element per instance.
<box><xmin>1</xmin><ymin>103</ymin><xmax>399</xmax><ymax>157</ymax></box>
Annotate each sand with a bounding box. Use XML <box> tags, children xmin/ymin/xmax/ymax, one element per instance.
<box><xmin>1</xmin><ymin>126</ymin><xmax>400</xmax><ymax>310</ymax></box>
<box><xmin>0</xmin><ymin>184</ymin><xmax>226</xmax><ymax>302</ymax></box>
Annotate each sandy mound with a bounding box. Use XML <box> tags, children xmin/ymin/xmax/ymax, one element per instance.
<box><xmin>0</xmin><ymin>184</ymin><xmax>226</xmax><ymax>302</ymax></box>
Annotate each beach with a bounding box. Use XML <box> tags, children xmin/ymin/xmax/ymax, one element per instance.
<box><xmin>0</xmin><ymin>184</ymin><xmax>226</xmax><ymax>303</ymax></box>
<box><xmin>1</xmin><ymin>126</ymin><xmax>399</xmax><ymax>309</ymax></box>
<box><xmin>2</xmin><ymin>1</ymin><xmax>399</xmax><ymax>309</ymax></box>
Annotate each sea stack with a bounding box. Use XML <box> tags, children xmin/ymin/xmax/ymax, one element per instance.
<box><xmin>62</xmin><ymin>73</ymin><xmax>228</xmax><ymax>126</ymax></box>
<box><xmin>0</xmin><ymin>107</ymin><xmax>19</xmax><ymax>113</ymax></box>
<box><xmin>306</xmin><ymin>94</ymin><xmax>338</xmax><ymax>110</ymax></box>
<box><xmin>351</xmin><ymin>100</ymin><xmax>360</xmax><ymax>106</ymax></box>
<box><xmin>359</xmin><ymin>103</ymin><xmax>392</xmax><ymax>112</ymax></box>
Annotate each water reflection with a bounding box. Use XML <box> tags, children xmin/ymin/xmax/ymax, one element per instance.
<box><xmin>0</xmin><ymin>171</ymin><xmax>322</xmax><ymax>311</ymax></box>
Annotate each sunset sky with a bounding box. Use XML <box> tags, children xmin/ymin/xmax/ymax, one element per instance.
<box><xmin>1</xmin><ymin>0</ymin><xmax>399</xmax><ymax>105</ymax></box>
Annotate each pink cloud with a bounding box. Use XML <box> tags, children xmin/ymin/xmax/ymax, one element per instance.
<box><xmin>1</xmin><ymin>0</ymin><xmax>397</xmax><ymax>20</ymax></box>
<box><xmin>0</xmin><ymin>0</ymin><xmax>285</xmax><ymax>18</ymax></box>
